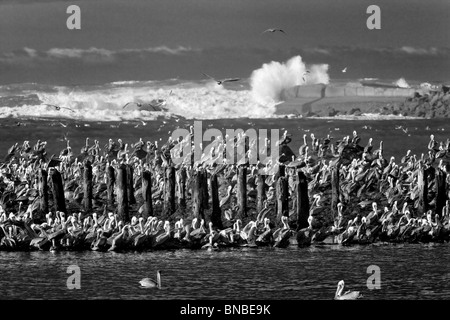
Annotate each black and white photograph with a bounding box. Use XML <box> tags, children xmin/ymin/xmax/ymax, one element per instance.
<box><xmin>0</xmin><ymin>0</ymin><xmax>449</xmax><ymax>311</ymax></box>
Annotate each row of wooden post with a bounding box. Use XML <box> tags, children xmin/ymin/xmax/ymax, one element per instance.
<box><xmin>36</xmin><ymin>161</ymin><xmax>448</xmax><ymax>228</ymax></box>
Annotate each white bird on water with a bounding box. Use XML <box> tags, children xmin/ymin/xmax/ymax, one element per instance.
<box><xmin>262</xmin><ymin>28</ymin><xmax>286</xmax><ymax>34</ymax></box>
<box><xmin>202</xmin><ymin>73</ymin><xmax>240</xmax><ymax>86</ymax></box>
<box><xmin>139</xmin><ymin>270</ymin><xmax>162</xmax><ymax>289</ymax></box>
<box><xmin>334</xmin><ymin>280</ymin><xmax>362</xmax><ymax>300</ymax></box>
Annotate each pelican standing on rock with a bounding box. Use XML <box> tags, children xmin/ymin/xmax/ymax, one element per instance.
<box><xmin>140</xmin><ymin>270</ymin><xmax>162</xmax><ymax>289</ymax></box>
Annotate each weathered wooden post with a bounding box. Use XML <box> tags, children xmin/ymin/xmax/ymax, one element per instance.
<box><xmin>50</xmin><ymin>168</ymin><xmax>67</xmax><ymax>213</ymax></box>
<box><xmin>418</xmin><ymin>165</ymin><xmax>428</xmax><ymax>215</ymax></box>
<box><xmin>296</xmin><ymin>170</ymin><xmax>309</xmax><ymax>230</ymax></box>
<box><xmin>106</xmin><ymin>165</ymin><xmax>115</xmax><ymax>206</ymax></box>
<box><xmin>274</xmin><ymin>164</ymin><xmax>285</xmax><ymax>216</ymax></box>
<box><xmin>83</xmin><ymin>161</ymin><xmax>93</xmax><ymax>213</ymax></box>
<box><xmin>237</xmin><ymin>165</ymin><xmax>247</xmax><ymax>219</ymax></box>
<box><xmin>256</xmin><ymin>174</ymin><xmax>266</xmax><ymax>213</ymax></box>
<box><xmin>276</xmin><ymin>175</ymin><xmax>289</xmax><ymax>220</ymax></box>
<box><xmin>39</xmin><ymin>169</ymin><xmax>49</xmax><ymax>216</ymax></box>
<box><xmin>192</xmin><ymin>170</ymin><xmax>205</xmax><ymax>220</ymax></box>
<box><xmin>126</xmin><ymin>164</ymin><xmax>136</xmax><ymax>205</ymax></box>
<box><xmin>202</xmin><ymin>169</ymin><xmax>209</xmax><ymax>210</ymax></box>
<box><xmin>210</xmin><ymin>173</ymin><xmax>223</xmax><ymax>229</ymax></box>
<box><xmin>116</xmin><ymin>164</ymin><xmax>129</xmax><ymax>222</ymax></box>
<box><xmin>435</xmin><ymin>168</ymin><xmax>447</xmax><ymax>216</ymax></box>
<box><xmin>141</xmin><ymin>170</ymin><xmax>153</xmax><ymax>219</ymax></box>
<box><xmin>178</xmin><ymin>167</ymin><xmax>187</xmax><ymax>209</ymax></box>
<box><xmin>331</xmin><ymin>166</ymin><xmax>340</xmax><ymax>217</ymax></box>
<box><xmin>165</xmin><ymin>165</ymin><xmax>176</xmax><ymax>214</ymax></box>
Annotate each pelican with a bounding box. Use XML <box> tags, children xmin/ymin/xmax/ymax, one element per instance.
<box><xmin>335</xmin><ymin>280</ymin><xmax>362</xmax><ymax>300</ymax></box>
<box><xmin>139</xmin><ymin>270</ymin><xmax>162</xmax><ymax>289</ymax></box>
<box><xmin>262</xmin><ymin>28</ymin><xmax>286</xmax><ymax>34</ymax></box>
<box><xmin>202</xmin><ymin>73</ymin><xmax>240</xmax><ymax>85</ymax></box>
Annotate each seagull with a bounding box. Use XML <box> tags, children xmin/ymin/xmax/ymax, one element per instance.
<box><xmin>202</xmin><ymin>73</ymin><xmax>240</xmax><ymax>85</ymax></box>
<box><xmin>44</xmin><ymin>104</ymin><xmax>75</xmax><ymax>112</ymax></box>
<box><xmin>262</xmin><ymin>28</ymin><xmax>286</xmax><ymax>34</ymax></box>
<box><xmin>123</xmin><ymin>102</ymin><xmax>143</xmax><ymax>109</ymax></box>
<box><xmin>342</xmin><ymin>67</ymin><xmax>347</xmax><ymax>73</ymax></box>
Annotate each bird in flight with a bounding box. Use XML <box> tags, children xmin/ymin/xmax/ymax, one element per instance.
<box><xmin>342</xmin><ymin>67</ymin><xmax>347</xmax><ymax>73</ymax></box>
<box><xmin>123</xmin><ymin>102</ymin><xmax>143</xmax><ymax>109</ymax></box>
<box><xmin>262</xmin><ymin>28</ymin><xmax>286</xmax><ymax>34</ymax></box>
<box><xmin>202</xmin><ymin>73</ymin><xmax>240</xmax><ymax>85</ymax></box>
<box><xmin>44</xmin><ymin>104</ymin><xmax>75</xmax><ymax>112</ymax></box>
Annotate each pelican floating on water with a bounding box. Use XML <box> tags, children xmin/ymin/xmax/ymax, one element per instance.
<box><xmin>334</xmin><ymin>280</ymin><xmax>362</xmax><ymax>300</ymax></box>
<box><xmin>139</xmin><ymin>270</ymin><xmax>162</xmax><ymax>289</ymax></box>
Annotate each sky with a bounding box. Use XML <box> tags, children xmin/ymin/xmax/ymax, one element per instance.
<box><xmin>0</xmin><ymin>0</ymin><xmax>449</xmax><ymax>85</ymax></box>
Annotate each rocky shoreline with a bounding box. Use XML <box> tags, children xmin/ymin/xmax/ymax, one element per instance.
<box><xmin>280</xmin><ymin>85</ymin><xmax>450</xmax><ymax>119</ymax></box>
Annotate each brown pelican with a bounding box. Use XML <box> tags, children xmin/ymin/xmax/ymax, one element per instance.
<box><xmin>335</xmin><ymin>280</ymin><xmax>362</xmax><ymax>300</ymax></box>
<box><xmin>139</xmin><ymin>270</ymin><xmax>161</xmax><ymax>289</ymax></box>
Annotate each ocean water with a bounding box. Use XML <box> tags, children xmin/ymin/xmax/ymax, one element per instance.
<box><xmin>1</xmin><ymin>243</ymin><xmax>449</xmax><ymax>300</ymax></box>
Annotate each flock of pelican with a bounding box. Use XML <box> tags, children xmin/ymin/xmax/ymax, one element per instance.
<box><xmin>0</xmin><ymin>127</ymin><xmax>449</xmax><ymax>252</ymax></box>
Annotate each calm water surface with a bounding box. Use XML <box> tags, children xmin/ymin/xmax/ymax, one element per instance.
<box><xmin>1</xmin><ymin>243</ymin><xmax>449</xmax><ymax>300</ymax></box>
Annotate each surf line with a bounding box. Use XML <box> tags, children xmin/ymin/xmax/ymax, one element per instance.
<box><xmin>180</xmin><ymin>304</ymin><xmax>214</xmax><ymax>317</ymax></box>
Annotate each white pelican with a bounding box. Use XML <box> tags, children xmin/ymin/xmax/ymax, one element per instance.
<box><xmin>335</xmin><ymin>280</ymin><xmax>362</xmax><ymax>300</ymax></box>
<box><xmin>140</xmin><ymin>270</ymin><xmax>162</xmax><ymax>289</ymax></box>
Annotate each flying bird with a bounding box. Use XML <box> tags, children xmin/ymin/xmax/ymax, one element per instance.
<box><xmin>44</xmin><ymin>104</ymin><xmax>75</xmax><ymax>112</ymax></box>
<box><xmin>202</xmin><ymin>73</ymin><xmax>240</xmax><ymax>85</ymax></box>
<box><xmin>123</xmin><ymin>102</ymin><xmax>143</xmax><ymax>109</ymax></box>
<box><xmin>342</xmin><ymin>67</ymin><xmax>347</xmax><ymax>73</ymax></box>
<box><xmin>262</xmin><ymin>28</ymin><xmax>286</xmax><ymax>34</ymax></box>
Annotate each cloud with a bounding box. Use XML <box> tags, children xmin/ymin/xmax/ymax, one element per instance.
<box><xmin>0</xmin><ymin>45</ymin><xmax>200</xmax><ymax>64</ymax></box>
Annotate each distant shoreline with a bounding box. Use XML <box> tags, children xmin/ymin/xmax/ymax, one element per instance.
<box><xmin>276</xmin><ymin>83</ymin><xmax>450</xmax><ymax>119</ymax></box>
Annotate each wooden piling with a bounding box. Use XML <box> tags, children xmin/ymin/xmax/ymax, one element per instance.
<box><xmin>165</xmin><ymin>166</ymin><xmax>176</xmax><ymax>214</ymax></box>
<box><xmin>418</xmin><ymin>165</ymin><xmax>428</xmax><ymax>215</ymax></box>
<box><xmin>256</xmin><ymin>174</ymin><xmax>267</xmax><ymax>213</ymax></box>
<box><xmin>106</xmin><ymin>165</ymin><xmax>115</xmax><ymax>206</ymax></box>
<box><xmin>116</xmin><ymin>164</ymin><xmax>129</xmax><ymax>222</ymax></box>
<box><xmin>178</xmin><ymin>167</ymin><xmax>187</xmax><ymax>209</ymax></box>
<box><xmin>83</xmin><ymin>161</ymin><xmax>93</xmax><ymax>213</ymax></box>
<box><xmin>141</xmin><ymin>170</ymin><xmax>153</xmax><ymax>218</ymax></box>
<box><xmin>331</xmin><ymin>166</ymin><xmax>340</xmax><ymax>217</ymax></box>
<box><xmin>192</xmin><ymin>170</ymin><xmax>205</xmax><ymax>220</ymax></box>
<box><xmin>38</xmin><ymin>169</ymin><xmax>49</xmax><ymax>218</ymax></box>
<box><xmin>237</xmin><ymin>166</ymin><xmax>247</xmax><ymax>219</ymax></box>
<box><xmin>210</xmin><ymin>173</ymin><xmax>223</xmax><ymax>229</ymax></box>
<box><xmin>126</xmin><ymin>164</ymin><xmax>136</xmax><ymax>205</ymax></box>
<box><xmin>276</xmin><ymin>176</ymin><xmax>289</xmax><ymax>220</ymax></box>
<box><xmin>296</xmin><ymin>170</ymin><xmax>309</xmax><ymax>230</ymax></box>
<box><xmin>435</xmin><ymin>168</ymin><xmax>447</xmax><ymax>216</ymax></box>
<box><xmin>50</xmin><ymin>168</ymin><xmax>67</xmax><ymax>214</ymax></box>
<box><xmin>202</xmin><ymin>169</ymin><xmax>209</xmax><ymax>210</ymax></box>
